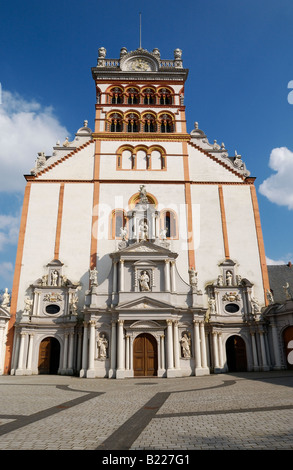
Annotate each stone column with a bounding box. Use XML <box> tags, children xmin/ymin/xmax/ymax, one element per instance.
<box><xmin>250</xmin><ymin>331</ymin><xmax>259</xmax><ymax>371</ymax></box>
<box><xmin>109</xmin><ymin>320</ymin><xmax>117</xmax><ymax>378</ymax></box>
<box><xmin>76</xmin><ymin>331</ymin><xmax>83</xmax><ymax>372</ymax></box>
<box><xmin>113</xmin><ymin>262</ymin><xmax>118</xmax><ymax>294</ymax></box>
<box><xmin>116</xmin><ymin>320</ymin><xmax>125</xmax><ymax>378</ymax></box>
<box><xmin>166</xmin><ymin>319</ymin><xmax>175</xmax><ymax>377</ymax></box>
<box><xmin>68</xmin><ymin>332</ymin><xmax>74</xmax><ymax>374</ymax></box>
<box><xmin>173</xmin><ymin>321</ymin><xmax>181</xmax><ymax>373</ymax></box>
<box><xmin>80</xmin><ymin>322</ymin><xmax>88</xmax><ymax>377</ymax></box>
<box><xmin>171</xmin><ymin>261</ymin><xmax>176</xmax><ymax>292</ymax></box>
<box><xmin>15</xmin><ymin>332</ymin><xmax>26</xmax><ymax>375</ymax></box>
<box><xmin>212</xmin><ymin>331</ymin><xmax>220</xmax><ymax>371</ymax></box>
<box><xmin>120</xmin><ymin>260</ymin><xmax>124</xmax><ymax>292</ymax></box>
<box><xmin>199</xmin><ymin>322</ymin><xmax>209</xmax><ymax>373</ymax></box>
<box><xmin>218</xmin><ymin>332</ymin><xmax>224</xmax><ymax>369</ymax></box>
<box><xmin>26</xmin><ymin>333</ymin><xmax>34</xmax><ymax>374</ymax></box>
<box><xmin>62</xmin><ymin>333</ymin><xmax>69</xmax><ymax>373</ymax></box>
<box><xmin>193</xmin><ymin>320</ymin><xmax>201</xmax><ymax>375</ymax></box>
<box><xmin>164</xmin><ymin>260</ymin><xmax>170</xmax><ymax>291</ymax></box>
<box><xmin>271</xmin><ymin>322</ymin><xmax>282</xmax><ymax>370</ymax></box>
<box><xmin>125</xmin><ymin>335</ymin><xmax>130</xmax><ymax>371</ymax></box>
<box><xmin>87</xmin><ymin>321</ymin><xmax>96</xmax><ymax>378</ymax></box>
<box><xmin>259</xmin><ymin>329</ymin><xmax>269</xmax><ymax>371</ymax></box>
<box><xmin>160</xmin><ymin>335</ymin><xmax>165</xmax><ymax>370</ymax></box>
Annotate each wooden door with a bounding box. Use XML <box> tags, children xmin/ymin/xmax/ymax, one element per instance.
<box><xmin>226</xmin><ymin>335</ymin><xmax>247</xmax><ymax>372</ymax></box>
<box><xmin>133</xmin><ymin>333</ymin><xmax>157</xmax><ymax>376</ymax></box>
<box><xmin>38</xmin><ymin>337</ymin><xmax>60</xmax><ymax>374</ymax></box>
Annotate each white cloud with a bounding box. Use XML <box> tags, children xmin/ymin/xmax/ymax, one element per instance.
<box><xmin>0</xmin><ymin>90</ymin><xmax>69</xmax><ymax>192</ymax></box>
<box><xmin>0</xmin><ymin>262</ymin><xmax>14</xmax><ymax>283</ymax></box>
<box><xmin>259</xmin><ymin>147</ymin><xmax>293</xmax><ymax>209</ymax></box>
<box><xmin>266</xmin><ymin>256</ymin><xmax>287</xmax><ymax>265</ymax></box>
<box><xmin>0</xmin><ymin>212</ymin><xmax>21</xmax><ymax>251</ymax></box>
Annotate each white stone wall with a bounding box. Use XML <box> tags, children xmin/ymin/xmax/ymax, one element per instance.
<box><xmin>18</xmin><ymin>183</ymin><xmax>60</xmax><ymax>311</ymax></box>
<box><xmin>223</xmin><ymin>185</ymin><xmax>264</xmax><ymax>303</ymax></box>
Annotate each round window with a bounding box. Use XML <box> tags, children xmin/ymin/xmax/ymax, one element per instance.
<box><xmin>225</xmin><ymin>303</ymin><xmax>240</xmax><ymax>313</ymax></box>
<box><xmin>45</xmin><ymin>304</ymin><xmax>60</xmax><ymax>315</ymax></box>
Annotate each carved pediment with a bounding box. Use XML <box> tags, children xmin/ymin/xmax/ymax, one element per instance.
<box><xmin>111</xmin><ymin>240</ymin><xmax>177</xmax><ymax>257</ymax></box>
<box><xmin>130</xmin><ymin>320</ymin><xmax>162</xmax><ymax>329</ymax></box>
<box><xmin>0</xmin><ymin>306</ymin><xmax>11</xmax><ymax>318</ymax></box>
<box><xmin>117</xmin><ymin>296</ymin><xmax>174</xmax><ymax>311</ymax></box>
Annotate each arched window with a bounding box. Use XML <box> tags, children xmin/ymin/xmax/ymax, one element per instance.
<box><xmin>127</xmin><ymin>88</ymin><xmax>139</xmax><ymax>104</ymax></box>
<box><xmin>160</xmin><ymin>114</ymin><xmax>174</xmax><ymax>133</ymax></box>
<box><xmin>110</xmin><ymin>87</ymin><xmax>123</xmax><ymax>104</ymax></box>
<box><xmin>108</xmin><ymin>113</ymin><xmax>123</xmax><ymax>132</ymax></box>
<box><xmin>110</xmin><ymin>210</ymin><xmax>127</xmax><ymax>239</ymax></box>
<box><xmin>160</xmin><ymin>210</ymin><xmax>178</xmax><ymax>238</ymax></box>
<box><xmin>159</xmin><ymin>88</ymin><xmax>173</xmax><ymax>105</ymax></box>
<box><xmin>143</xmin><ymin>88</ymin><xmax>156</xmax><ymax>105</ymax></box>
<box><xmin>143</xmin><ymin>113</ymin><xmax>157</xmax><ymax>133</ymax></box>
<box><xmin>126</xmin><ymin>113</ymin><xmax>140</xmax><ymax>133</ymax></box>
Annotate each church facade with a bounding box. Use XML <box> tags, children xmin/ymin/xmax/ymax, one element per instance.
<box><xmin>2</xmin><ymin>46</ymin><xmax>293</xmax><ymax>378</ymax></box>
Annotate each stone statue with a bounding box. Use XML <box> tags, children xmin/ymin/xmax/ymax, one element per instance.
<box><xmin>139</xmin><ymin>220</ymin><xmax>148</xmax><ymax>240</ymax></box>
<box><xmin>189</xmin><ymin>268</ymin><xmax>198</xmax><ymax>288</ymax></box>
<box><xmin>266</xmin><ymin>289</ymin><xmax>274</xmax><ymax>304</ymax></box>
<box><xmin>208</xmin><ymin>297</ymin><xmax>216</xmax><ymax>315</ymax></box>
<box><xmin>98</xmin><ymin>47</ymin><xmax>106</xmax><ymax>58</ymax></box>
<box><xmin>90</xmin><ymin>267</ymin><xmax>98</xmax><ymax>286</ymax></box>
<box><xmin>160</xmin><ymin>228</ymin><xmax>167</xmax><ymax>240</ymax></box>
<box><xmin>1</xmin><ymin>288</ymin><xmax>10</xmax><ymax>308</ymax></box>
<box><xmin>226</xmin><ymin>271</ymin><xmax>233</xmax><ymax>286</ymax></box>
<box><xmin>180</xmin><ymin>333</ymin><xmax>191</xmax><ymax>358</ymax></box>
<box><xmin>283</xmin><ymin>282</ymin><xmax>292</xmax><ymax>300</ymax></box>
<box><xmin>139</xmin><ymin>271</ymin><xmax>150</xmax><ymax>291</ymax></box>
<box><xmin>251</xmin><ymin>297</ymin><xmax>261</xmax><ymax>315</ymax></box>
<box><xmin>97</xmin><ymin>334</ymin><xmax>108</xmax><ymax>359</ymax></box>
<box><xmin>120</xmin><ymin>226</ymin><xmax>127</xmax><ymax>240</ymax></box>
<box><xmin>139</xmin><ymin>185</ymin><xmax>148</xmax><ymax>203</ymax></box>
<box><xmin>24</xmin><ymin>296</ymin><xmax>33</xmax><ymax>314</ymax></box>
<box><xmin>70</xmin><ymin>293</ymin><xmax>78</xmax><ymax>313</ymax></box>
<box><xmin>51</xmin><ymin>270</ymin><xmax>59</xmax><ymax>286</ymax></box>
<box><xmin>217</xmin><ymin>274</ymin><xmax>223</xmax><ymax>286</ymax></box>
<box><xmin>41</xmin><ymin>275</ymin><xmax>48</xmax><ymax>286</ymax></box>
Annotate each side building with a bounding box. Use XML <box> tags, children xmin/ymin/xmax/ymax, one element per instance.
<box><xmin>2</xmin><ymin>45</ymin><xmax>292</xmax><ymax>377</ymax></box>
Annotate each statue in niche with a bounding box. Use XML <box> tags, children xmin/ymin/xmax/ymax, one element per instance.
<box><xmin>1</xmin><ymin>288</ymin><xmax>10</xmax><ymax>308</ymax></box>
<box><xmin>139</xmin><ymin>220</ymin><xmax>149</xmax><ymax>240</ymax></box>
<box><xmin>266</xmin><ymin>289</ymin><xmax>274</xmax><ymax>304</ymax></box>
<box><xmin>90</xmin><ymin>267</ymin><xmax>98</xmax><ymax>286</ymax></box>
<box><xmin>226</xmin><ymin>271</ymin><xmax>233</xmax><ymax>286</ymax></box>
<box><xmin>51</xmin><ymin>270</ymin><xmax>59</xmax><ymax>286</ymax></box>
<box><xmin>180</xmin><ymin>333</ymin><xmax>191</xmax><ymax>358</ymax></box>
<box><xmin>139</xmin><ymin>271</ymin><xmax>150</xmax><ymax>291</ymax></box>
<box><xmin>208</xmin><ymin>297</ymin><xmax>216</xmax><ymax>315</ymax></box>
<box><xmin>97</xmin><ymin>334</ymin><xmax>108</xmax><ymax>359</ymax></box>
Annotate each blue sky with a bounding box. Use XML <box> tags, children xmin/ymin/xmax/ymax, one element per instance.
<box><xmin>0</xmin><ymin>0</ymin><xmax>293</xmax><ymax>291</ymax></box>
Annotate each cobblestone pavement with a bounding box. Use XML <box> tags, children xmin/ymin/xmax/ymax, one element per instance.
<box><xmin>0</xmin><ymin>371</ymin><xmax>292</xmax><ymax>451</ymax></box>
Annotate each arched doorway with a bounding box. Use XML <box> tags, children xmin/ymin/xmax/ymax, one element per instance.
<box><xmin>38</xmin><ymin>337</ymin><xmax>60</xmax><ymax>374</ymax></box>
<box><xmin>226</xmin><ymin>335</ymin><xmax>247</xmax><ymax>372</ymax></box>
<box><xmin>283</xmin><ymin>326</ymin><xmax>293</xmax><ymax>370</ymax></box>
<box><xmin>133</xmin><ymin>333</ymin><xmax>158</xmax><ymax>377</ymax></box>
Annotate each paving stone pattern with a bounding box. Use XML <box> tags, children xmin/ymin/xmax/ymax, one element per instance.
<box><xmin>0</xmin><ymin>371</ymin><xmax>292</xmax><ymax>450</ymax></box>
